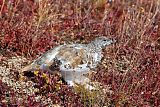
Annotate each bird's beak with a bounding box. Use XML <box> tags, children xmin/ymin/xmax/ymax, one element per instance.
<box><xmin>111</xmin><ymin>39</ymin><xmax>116</xmax><ymax>44</ymax></box>
<box><xmin>107</xmin><ymin>39</ymin><xmax>116</xmax><ymax>46</ymax></box>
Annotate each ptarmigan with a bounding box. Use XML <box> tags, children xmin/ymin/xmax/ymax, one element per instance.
<box><xmin>22</xmin><ymin>36</ymin><xmax>114</xmax><ymax>89</ymax></box>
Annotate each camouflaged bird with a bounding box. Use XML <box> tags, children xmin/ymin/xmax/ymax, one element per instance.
<box><xmin>22</xmin><ymin>36</ymin><xmax>114</xmax><ymax>89</ymax></box>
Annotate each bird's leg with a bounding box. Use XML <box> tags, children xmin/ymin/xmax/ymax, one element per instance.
<box><xmin>73</xmin><ymin>75</ymin><xmax>95</xmax><ymax>90</ymax></box>
<box><xmin>66</xmin><ymin>80</ymin><xmax>75</xmax><ymax>87</ymax></box>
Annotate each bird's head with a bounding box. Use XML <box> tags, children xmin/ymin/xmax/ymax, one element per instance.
<box><xmin>93</xmin><ymin>36</ymin><xmax>115</xmax><ymax>49</ymax></box>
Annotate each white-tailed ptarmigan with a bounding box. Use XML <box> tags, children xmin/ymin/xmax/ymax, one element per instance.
<box><xmin>22</xmin><ymin>36</ymin><xmax>115</xmax><ymax>90</ymax></box>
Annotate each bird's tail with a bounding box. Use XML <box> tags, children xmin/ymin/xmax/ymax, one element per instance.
<box><xmin>21</xmin><ymin>63</ymin><xmax>37</xmax><ymax>72</ymax></box>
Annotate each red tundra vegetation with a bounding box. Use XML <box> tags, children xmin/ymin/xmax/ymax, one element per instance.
<box><xmin>0</xmin><ymin>0</ymin><xmax>160</xmax><ymax>106</ymax></box>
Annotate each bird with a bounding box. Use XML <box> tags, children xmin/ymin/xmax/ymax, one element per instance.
<box><xmin>21</xmin><ymin>36</ymin><xmax>115</xmax><ymax>90</ymax></box>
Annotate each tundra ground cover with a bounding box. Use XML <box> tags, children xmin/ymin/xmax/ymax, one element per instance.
<box><xmin>0</xmin><ymin>0</ymin><xmax>160</xmax><ymax>106</ymax></box>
